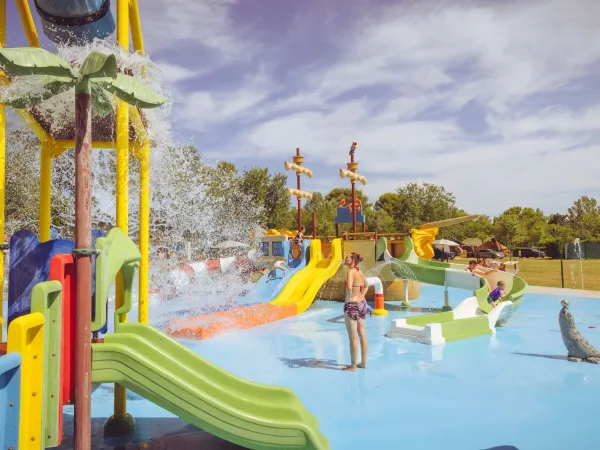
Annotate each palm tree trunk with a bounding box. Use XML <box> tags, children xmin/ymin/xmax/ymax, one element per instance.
<box><xmin>74</xmin><ymin>84</ymin><xmax>92</xmax><ymax>450</ymax></box>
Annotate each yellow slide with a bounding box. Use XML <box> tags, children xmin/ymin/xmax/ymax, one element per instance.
<box><xmin>271</xmin><ymin>239</ymin><xmax>343</xmax><ymax>314</ymax></box>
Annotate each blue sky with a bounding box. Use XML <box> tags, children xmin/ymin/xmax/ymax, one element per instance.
<box><xmin>5</xmin><ymin>0</ymin><xmax>600</xmax><ymax>217</ymax></box>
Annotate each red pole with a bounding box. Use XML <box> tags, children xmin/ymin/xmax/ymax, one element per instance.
<box><xmin>74</xmin><ymin>88</ymin><xmax>92</xmax><ymax>450</ymax></box>
<box><xmin>312</xmin><ymin>212</ymin><xmax>317</xmax><ymax>239</ymax></box>
<box><xmin>296</xmin><ymin>148</ymin><xmax>301</xmax><ymax>232</ymax></box>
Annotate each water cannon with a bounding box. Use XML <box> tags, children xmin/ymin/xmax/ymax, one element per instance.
<box><xmin>284</xmin><ymin>161</ymin><xmax>313</xmax><ymax>178</ymax></box>
<box><xmin>34</xmin><ymin>0</ymin><xmax>116</xmax><ymax>45</ymax></box>
<box><xmin>339</xmin><ymin>168</ymin><xmax>367</xmax><ymax>185</ymax></box>
<box><xmin>287</xmin><ymin>188</ymin><xmax>313</xmax><ymax>200</ymax></box>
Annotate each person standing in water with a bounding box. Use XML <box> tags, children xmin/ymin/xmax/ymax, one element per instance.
<box><xmin>343</xmin><ymin>252</ymin><xmax>368</xmax><ymax>372</ymax></box>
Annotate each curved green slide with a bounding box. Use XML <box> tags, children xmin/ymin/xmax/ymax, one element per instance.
<box><xmin>91</xmin><ymin>322</ymin><xmax>329</xmax><ymax>450</ymax></box>
<box><xmin>91</xmin><ymin>228</ymin><xmax>328</xmax><ymax>449</ymax></box>
<box><xmin>380</xmin><ymin>236</ymin><xmax>528</xmax><ymax>344</ymax></box>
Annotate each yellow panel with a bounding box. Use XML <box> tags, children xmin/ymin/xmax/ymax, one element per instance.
<box><xmin>342</xmin><ymin>240</ymin><xmax>375</xmax><ymax>269</ymax></box>
<box><xmin>7</xmin><ymin>312</ymin><xmax>45</xmax><ymax>449</ymax></box>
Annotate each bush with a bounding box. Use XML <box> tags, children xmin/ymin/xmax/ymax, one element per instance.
<box><xmin>544</xmin><ymin>241</ymin><xmax>563</xmax><ymax>259</ymax></box>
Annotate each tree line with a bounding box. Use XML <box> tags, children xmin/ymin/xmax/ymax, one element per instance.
<box><xmin>5</xmin><ymin>137</ymin><xmax>598</xmax><ymax>259</ymax></box>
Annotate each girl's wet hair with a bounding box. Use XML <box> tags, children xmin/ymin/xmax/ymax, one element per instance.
<box><xmin>349</xmin><ymin>252</ymin><xmax>363</xmax><ymax>265</ymax></box>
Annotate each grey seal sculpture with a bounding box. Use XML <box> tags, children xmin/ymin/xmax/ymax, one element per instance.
<box><xmin>559</xmin><ymin>300</ymin><xmax>600</xmax><ymax>364</ymax></box>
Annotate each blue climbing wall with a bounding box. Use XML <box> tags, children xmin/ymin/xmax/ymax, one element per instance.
<box><xmin>0</xmin><ymin>353</ymin><xmax>21</xmax><ymax>449</ymax></box>
<box><xmin>8</xmin><ymin>229</ymin><xmax>107</xmax><ymax>327</ymax></box>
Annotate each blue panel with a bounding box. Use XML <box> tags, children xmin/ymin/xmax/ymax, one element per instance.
<box><xmin>335</xmin><ymin>203</ymin><xmax>366</xmax><ymax>224</ymax></box>
<box><xmin>36</xmin><ymin>0</ymin><xmax>115</xmax><ymax>45</ymax></box>
<box><xmin>8</xmin><ymin>230</ymin><xmax>75</xmax><ymax>325</ymax></box>
<box><xmin>0</xmin><ymin>353</ymin><xmax>22</xmax><ymax>449</ymax></box>
<box><xmin>8</xmin><ymin>229</ymin><xmax>107</xmax><ymax>330</ymax></box>
<box><xmin>272</xmin><ymin>241</ymin><xmax>284</xmax><ymax>257</ymax></box>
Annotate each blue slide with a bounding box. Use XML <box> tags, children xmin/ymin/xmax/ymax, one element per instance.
<box><xmin>236</xmin><ymin>239</ymin><xmax>311</xmax><ymax>307</ymax></box>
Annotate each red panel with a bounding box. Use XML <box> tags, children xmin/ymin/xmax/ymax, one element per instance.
<box><xmin>205</xmin><ymin>259</ymin><xmax>221</xmax><ymax>274</ymax></box>
<box><xmin>49</xmin><ymin>253</ymin><xmax>77</xmax><ymax>445</ymax></box>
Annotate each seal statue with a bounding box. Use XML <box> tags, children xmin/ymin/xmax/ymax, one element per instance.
<box><xmin>559</xmin><ymin>300</ymin><xmax>600</xmax><ymax>364</ymax></box>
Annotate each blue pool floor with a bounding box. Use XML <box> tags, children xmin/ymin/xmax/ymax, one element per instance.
<box><xmin>62</xmin><ymin>286</ymin><xmax>599</xmax><ymax>449</ymax></box>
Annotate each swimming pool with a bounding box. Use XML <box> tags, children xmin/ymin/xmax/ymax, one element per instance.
<box><xmin>71</xmin><ymin>285</ymin><xmax>599</xmax><ymax>449</ymax></box>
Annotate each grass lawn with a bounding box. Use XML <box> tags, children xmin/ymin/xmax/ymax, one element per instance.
<box><xmin>454</xmin><ymin>257</ymin><xmax>600</xmax><ymax>291</ymax></box>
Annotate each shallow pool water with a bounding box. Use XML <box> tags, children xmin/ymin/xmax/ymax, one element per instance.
<box><xmin>79</xmin><ymin>286</ymin><xmax>599</xmax><ymax>449</ymax></box>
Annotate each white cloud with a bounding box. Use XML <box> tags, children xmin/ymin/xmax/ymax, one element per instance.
<box><xmin>151</xmin><ymin>0</ymin><xmax>600</xmax><ymax>216</ymax></box>
<box><xmin>142</xmin><ymin>0</ymin><xmax>258</xmax><ymax>63</ymax></box>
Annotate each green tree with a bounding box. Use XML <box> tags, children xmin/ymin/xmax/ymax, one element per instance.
<box><xmin>493</xmin><ymin>212</ymin><xmax>526</xmax><ymax>253</ymax></box>
<box><xmin>393</xmin><ymin>182</ymin><xmax>458</xmax><ymax>231</ymax></box>
<box><xmin>567</xmin><ymin>196</ymin><xmax>600</xmax><ymax>241</ymax></box>
<box><xmin>302</xmin><ymin>192</ymin><xmax>337</xmax><ymax>236</ymax></box>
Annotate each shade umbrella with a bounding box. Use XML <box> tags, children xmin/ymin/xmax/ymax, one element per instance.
<box><xmin>433</xmin><ymin>239</ymin><xmax>460</xmax><ymax>246</ymax></box>
<box><xmin>462</xmin><ymin>238</ymin><xmax>483</xmax><ymax>247</ymax></box>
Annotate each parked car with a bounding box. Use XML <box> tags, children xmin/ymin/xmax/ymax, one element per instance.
<box><xmin>513</xmin><ymin>248</ymin><xmax>546</xmax><ymax>258</ymax></box>
<box><xmin>473</xmin><ymin>249</ymin><xmax>504</xmax><ymax>259</ymax></box>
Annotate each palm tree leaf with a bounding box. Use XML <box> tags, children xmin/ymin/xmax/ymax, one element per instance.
<box><xmin>91</xmin><ymin>85</ymin><xmax>114</xmax><ymax>117</ymax></box>
<box><xmin>0</xmin><ymin>48</ymin><xmax>74</xmax><ymax>77</ymax></box>
<box><xmin>94</xmin><ymin>73</ymin><xmax>167</xmax><ymax>109</ymax></box>
<box><xmin>79</xmin><ymin>51</ymin><xmax>117</xmax><ymax>79</ymax></box>
<box><xmin>2</xmin><ymin>75</ymin><xmax>75</xmax><ymax>108</ymax></box>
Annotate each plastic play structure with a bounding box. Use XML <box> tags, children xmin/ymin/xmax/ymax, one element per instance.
<box><xmin>0</xmin><ymin>2</ymin><xmax>329</xmax><ymax>449</ymax></box>
<box><xmin>167</xmin><ymin>210</ymin><xmax>527</xmax><ymax>344</ymax></box>
<box><xmin>385</xmin><ymin>235</ymin><xmax>528</xmax><ymax>344</ymax></box>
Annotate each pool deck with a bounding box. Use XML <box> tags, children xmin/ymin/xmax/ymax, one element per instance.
<box><xmin>58</xmin><ymin>286</ymin><xmax>600</xmax><ymax>450</ymax></box>
<box><xmin>528</xmin><ymin>285</ymin><xmax>600</xmax><ymax>298</ymax></box>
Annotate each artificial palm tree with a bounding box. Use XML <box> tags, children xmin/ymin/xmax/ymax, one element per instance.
<box><xmin>0</xmin><ymin>47</ymin><xmax>166</xmax><ymax>445</ymax></box>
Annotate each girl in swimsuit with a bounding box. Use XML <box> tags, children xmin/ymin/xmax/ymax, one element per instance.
<box><xmin>343</xmin><ymin>252</ymin><xmax>368</xmax><ymax>372</ymax></box>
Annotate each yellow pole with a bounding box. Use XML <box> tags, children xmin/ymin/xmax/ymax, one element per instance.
<box><xmin>0</xmin><ymin>0</ymin><xmax>6</xmax><ymax>341</ymax></box>
<box><xmin>138</xmin><ymin>140</ymin><xmax>150</xmax><ymax>324</ymax></box>
<box><xmin>15</xmin><ymin>0</ymin><xmax>40</xmax><ymax>47</ymax></box>
<box><xmin>39</xmin><ymin>139</ymin><xmax>52</xmax><ymax>242</ymax></box>
<box><xmin>129</xmin><ymin>0</ymin><xmax>145</xmax><ymax>54</ymax></box>
<box><xmin>129</xmin><ymin>0</ymin><xmax>149</xmax><ymax>324</ymax></box>
<box><xmin>114</xmin><ymin>0</ymin><xmax>130</xmax><ymax>423</ymax></box>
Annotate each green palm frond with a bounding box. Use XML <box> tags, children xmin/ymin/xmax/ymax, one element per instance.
<box><xmin>95</xmin><ymin>73</ymin><xmax>167</xmax><ymax>109</ymax></box>
<box><xmin>0</xmin><ymin>48</ymin><xmax>74</xmax><ymax>78</ymax></box>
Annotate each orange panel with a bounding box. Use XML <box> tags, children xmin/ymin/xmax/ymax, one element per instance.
<box><xmin>168</xmin><ymin>303</ymin><xmax>297</xmax><ymax>340</ymax></box>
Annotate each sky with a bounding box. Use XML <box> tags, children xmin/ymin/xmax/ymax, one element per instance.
<box><xmin>5</xmin><ymin>0</ymin><xmax>600</xmax><ymax>217</ymax></box>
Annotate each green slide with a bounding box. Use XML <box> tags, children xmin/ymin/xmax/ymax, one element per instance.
<box><xmin>380</xmin><ymin>236</ymin><xmax>528</xmax><ymax>344</ymax></box>
<box><xmin>91</xmin><ymin>322</ymin><xmax>329</xmax><ymax>450</ymax></box>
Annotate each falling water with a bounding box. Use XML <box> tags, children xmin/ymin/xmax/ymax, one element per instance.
<box><xmin>570</xmin><ymin>238</ymin><xmax>585</xmax><ymax>290</ymax></box>
<box><xmin>1</xmin><ymin>40</ymin><xmax>265</xmax><ymax>326</ymax></box>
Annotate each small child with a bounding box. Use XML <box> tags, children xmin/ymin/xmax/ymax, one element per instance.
<box><xmin>266</xmin><ymin>258</ymin><xmax>291</xmax><ymax>282</ymax></box>
<box><xmin>487</xmin><ymin>280</ymin><xmax>506</xmax><ymax>307</ymax></box>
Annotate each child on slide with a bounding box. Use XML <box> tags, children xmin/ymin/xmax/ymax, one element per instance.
<box><xmin>487</xmin><ymin>280</ymin><xmax>506</xmax><ymax>307</ymax></box>
<box><xmin>266</xmin><ymin>258</ymin><xmax>291</xmax><ymax>283</ymax></box>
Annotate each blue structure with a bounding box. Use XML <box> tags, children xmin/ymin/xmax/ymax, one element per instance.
<box><xmin>0</xmin><ymin>353</ymin><xmax>21</xmax><ymax>449</ymax></box>
<box><xmin>8</xmin><ymin>229</ymin><xmax>107</xmax><ymax>331</ymax></box>
<box><xmin>335</xmin><ymin>200</ymin><xmax>365</xmax><ymax>224</ymax></box>
<box><xmin>34</xmin><ymin>0</ymin><xmax>116</xmax><ymax>45</ymax></box>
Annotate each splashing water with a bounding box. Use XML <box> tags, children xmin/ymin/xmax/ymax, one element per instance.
<box><xmin>2</xmin><ymin>40</ymin><xmax>265</xmax><ymax>321</ymax></box>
